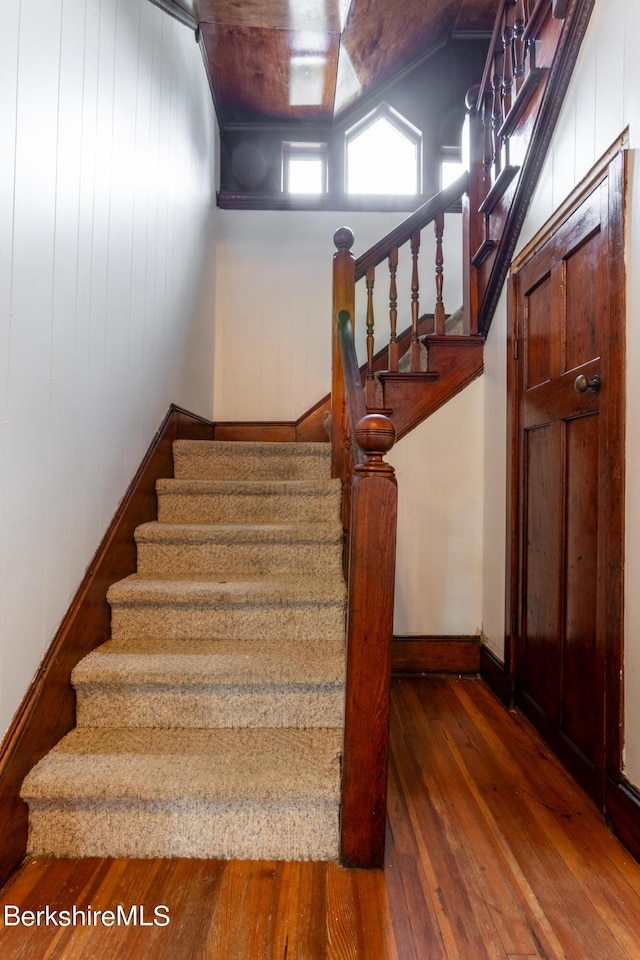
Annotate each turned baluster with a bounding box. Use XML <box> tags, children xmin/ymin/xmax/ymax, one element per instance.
<box><xmin>410</xmin><ymin>230</ymin><xmax>421</xmax><ymax>371</ymax></box>
<box><xmin>513</xmin><ymin>0</ymin><xmax>526</xmax><ymax>90</ymax></box>
<box><xmin>365</xmin><ymin>266</ymin><xmax>376</xmax><ymax>407</ymax></box>
<box><xmin>491</xmin><ymin>60</ymin><xmax>504</xmax><ymax>176</ymax></box>
<box><xmin>502</xmin><ymin>7</ymin><xmax>515</xmax><ymax>118</ymax></box>
<box><xmin>388</xmin><ymin>247</ymin><xmax>399</xmax><ymax>372</ymax></box>
<box><xmin>482</xmin><ymin>90</ymin><xmax>494</xmax><ymax>194</ymax></box>
<box><xmin>434</xmin><ymin>211</ymin><xmax>445</xmax><ymax>336</ymax></box>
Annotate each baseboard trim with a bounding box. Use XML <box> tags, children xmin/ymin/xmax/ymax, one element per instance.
<box><xmin>605</xmin><ymin>778</ymin><xmax>640</xmax><ymax>865</ymax></box>
<box><xmin>479</xmin><ymin>645</ymin><xmax>514</xmax><ymax>708</ymax></box>
<box><xmin>392</xmin><ymin>636</ymin><xmax>481</xmax><ymax>674</ymax></box>
<box><xmin>0</xmin><ymin>404</ymin><xmax>213</xmax><ymax>888</ymax></box>
<box><xmin>213</xmin><ymin>395</ymin><xmax>331</xmax><ymax>444</ymax></box>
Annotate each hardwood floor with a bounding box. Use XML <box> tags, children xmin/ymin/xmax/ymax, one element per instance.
<box><xmin>1</xmin><ymin>677</ymin><xmax>640</xmax><ymax>959</ymax></box>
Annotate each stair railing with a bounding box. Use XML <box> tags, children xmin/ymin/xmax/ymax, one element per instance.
<box><xmin>332</xmin><ymin>230</ymin><xmax>398</xmax><ymax>867</ymax></box>
<box><xmin>466</xmin><ymin>0</ymin><xmax>592</xmax><ymax>332</ymax></box>
<box><xmin>331</xmin><ymin>175</ymin><xmax>469</xmax><ymax>868</ymax></box>
<box><xmin>344</xmin><ymin>174</ymin><xmax>471</xmax><ymax>407</ymax></box>
<box><xmin>330</xmin><ymin>0</ymin><xmax>584</xmax><ymax>859</ymax></box>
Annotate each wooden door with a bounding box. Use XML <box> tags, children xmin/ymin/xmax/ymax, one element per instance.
<box><xmin>511</xmin><ymin>154</ymin><xmax>625</xmax><ymax>806</ymax></box>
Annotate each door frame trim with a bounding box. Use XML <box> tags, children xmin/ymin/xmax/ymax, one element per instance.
<box><xmin>506</xmin><ymin>140</ymin><xmax>627</xmax><ymax>803</ymax></box>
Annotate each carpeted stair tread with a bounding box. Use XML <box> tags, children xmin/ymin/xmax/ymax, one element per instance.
<box><xmin>107</xmin><ymin>574</ymin><xmax>346</xmax><ymax>605</ymax></box>
<box><xmin>72</xmin><ymin>635</ymin><xmax>346</xmax><ymax>729</ymax></box>
<box><xmin>135</xmin><ymin>520</ymin><xmax>343</xmax><ymax>544</ymax></box>
<box><xmin>73</xmin><ymin>637</ymin><xmax>346</xmax><ymax>686</ymax></box>
<box><xmin>134</xmin><ymin>520</ymin><xmax>344</xmax><ymax>577</ymax></box>
<box><xmin>22</xmin><ymin>727</ymin><xmax>341</xmax><ymax>802</ymax></box>
<box><xmin>173</xmin><ymin>440</ymin><xmax>331</xmax><ymax>481</ymax></box>
<box><xmin>156</xmin><ymin>477</ymin><xmax>341</xmax><ymax>524</ymax></box>
<box><xmin>22</xmin><ymin>437</ymin><xmax>346</xmax><ymax>861</ymax></box>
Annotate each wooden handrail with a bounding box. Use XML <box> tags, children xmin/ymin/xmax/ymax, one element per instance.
<box><xmin>337</xmin><ymin>311</ymin><xmax>367</xmax><ymax>467</ymax></box>
<box><xmin>332</xmin><ymin>306</ymin><xmax>398</xmax><ymax>869</ymax></box>
<box><xmin>354</xmin><ymin>172</ymin><xmax>469</xmax><ymax>280</ymax></box>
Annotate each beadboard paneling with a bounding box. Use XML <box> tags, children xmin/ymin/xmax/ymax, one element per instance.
<box><xmin>0</xmin><ymin>0</ymin><xmax>217</xmax><ymax>739</ymax></box>
<box><xmin>213</xmin><ymin>210</ymin><xmax>463</xmax><ymax>422</ymax></box>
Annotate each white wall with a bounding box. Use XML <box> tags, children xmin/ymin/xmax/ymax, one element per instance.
<box><xmin>0</xmin><ymin>0</ymin><xmax>217</xmax><ymax>737</ymax></box>
<box><xmin>481</xmin><ymin>0</ymin><xmax>640</xmax><ymax>783</ymax></box>
<box><xmin>214</xmin><ymin>208</ymin><xmax>484</xmax><ymax>636</ymax></box>
<box><xmin>213</xmin><ymin>210</ymin><xmax>464</xmax><ymax>421</ymax></box>
<box><xmin>390</xmin><ymin>377</ymin><xmax>484</xmax><ymax>636</ymax></box>
<box><xmin>481</xmin><ymin>288</ymin><xmax>507</xmax><ymax>658</ymax></box>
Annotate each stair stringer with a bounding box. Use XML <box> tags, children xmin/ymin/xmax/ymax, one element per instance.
<box><xmin>373</xmin><ymin>335</ymin><xmax>484</xmax><ymax>441</ymax></box>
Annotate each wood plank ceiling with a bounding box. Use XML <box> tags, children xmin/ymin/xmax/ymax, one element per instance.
<box><xmin>166</xmin><ymin>0</ymin><xmax>498</xmax><ymax>127</ymax></box>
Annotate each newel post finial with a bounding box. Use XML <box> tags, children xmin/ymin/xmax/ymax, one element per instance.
<box><xmin>333</xmin><ymin>226</ymin><xmax>355</xmax><ymax>252</ymax></box>
<box><xmin>354</xmin><ymin>414</ymin><xmax>396</xmax><ymax>475</ymax></box>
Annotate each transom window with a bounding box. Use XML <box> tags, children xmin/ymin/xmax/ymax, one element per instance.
<box><xmin>345</xmin><ymin>104</ymin><xmax>421</xmax><ymax>196</ymax></box>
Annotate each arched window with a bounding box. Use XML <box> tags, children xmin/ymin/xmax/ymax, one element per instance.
<box><xmin>345</xmin><ymin>104</ymin><xmax>422</xmax><ymax>195</ymax></box>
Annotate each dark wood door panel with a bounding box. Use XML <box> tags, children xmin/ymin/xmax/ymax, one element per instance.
<box><xmin>512</xmin><ymin>152</ymin><xmax>625</xmax><ymax>811</ymax></box>
<box><xmin>562</xmin><ymin>412</ymin><xmax>600</xmax><ymax>763</ymax></box>
<box><xmin>564</xmin><ymin>227</ymin><xmax>603</xmax><ymax>373</ymax></box>
<box><xmin>521</xmin><ymin>422</ymin><xmax>563</xmax><ymax>723</ymax></box>
<box><xmin>523</xmin><ymin>269</ymin><xmax>555</xmax><ymax>389</ymax></box>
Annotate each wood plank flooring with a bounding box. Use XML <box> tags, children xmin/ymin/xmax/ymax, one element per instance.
<box><xmin>1</xmin><ymin>677</ymin><xmax>639</xmax><ymax>958</ymax></box>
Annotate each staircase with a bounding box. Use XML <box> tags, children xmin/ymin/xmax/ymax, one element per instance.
<box><xmin>16</xmin><ymin>0</ymin><xmax>590</xmax><ymax>872</ymax></box>
<box><xmin>21</xmin><ymin>440</ymin><xmax>346</xmax><ymax>860</ymax></box>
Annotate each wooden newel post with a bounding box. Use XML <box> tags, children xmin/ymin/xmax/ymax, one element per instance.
<box><xmin>332</xmin><ymin>227</ymin><xmax>356</xmax><ymax>480</ymax></box>
<box><xmin>341</xmin><ymin>413</ymin><xmax>398</xmax><ymax>869</ymax></box>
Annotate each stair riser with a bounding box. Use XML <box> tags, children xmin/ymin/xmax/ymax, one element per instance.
<box><xmin>157</xmin><ymin>493</ymin><xmax>339</xmax><ymax>524</ymax></box>
<box><xmin>75</xmin><ymin>686</ymin><xmax>345</xmax><ymax>728</ymax></box>
<box><xmin>174</xmin><ymin>454</ymin><xmax>330</xmax><ymax>482</ymax></box>
<box><xmin>27</xmin><ymin>801</ymin><xmax>340</xmax><ymax>860</ymax></box>
<box><xmin>110</xmin><ymin>603</ymin><xmax>345</xmax><ymax>642</ymax></box>
<box><xmin>136</xmin><ymin>542</ymin><xmax>343</xmax><ymax>578</ymax></box>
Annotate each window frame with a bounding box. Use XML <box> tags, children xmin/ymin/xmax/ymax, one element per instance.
<box><xmin>344</xmin><ymin>103</ymin><xmax>423</xmax><ymax>197</ymax></box>
<box><xmin>281</xmin><ymin>141</ymin><xmax>328</xmax><ymax>196</ymax></box>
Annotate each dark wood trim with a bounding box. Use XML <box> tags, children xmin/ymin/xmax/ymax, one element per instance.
<box><xmin>478</xmin><ymin>0</ymin><xmax>596</xmax><ymax>335</ymax></box>
<box><xmin>522</xmin><ymin>0</ymin><xmax>553</xmax><ymax>44</ymax></box>
<box><xmin>505</xmin><ymin>274</ymin><xmax>520</xmax><ymax>676</ymax></box>
<box><xmin>498</xmin><ymin>68</ymin><xmax>546</xmax><ymax>140</ymax></box>
<box><xmin>392</xmin><ymin>636</ymin><xmax>481</xmax><ymax>674</ymax></box>
<box><xmin>147</xmin><ymin>0</ymin><xmax>197</xmax><ymax>31</ymax></box>
<box><xmin>214</xmin><ymin>395</ymin><xmax>332</xmax><ymax>444</ymax></box>
<box><xmin>480</xmin><ymin>644</ymin><xmax>514</xmax><ymax>708</ymax></box>
<box><xmin>354</xmin><ymin>174</ymin><xmax>469</xmax><ymax>280</ymax></box>
<box><xmin>197</xmin><ymin>29</ymin><xmax>225</xmax><ymax>127</ymax></box>
<box><xmin>471</xmin><ymin>238</ymin><xmax>497</xmax><ymax>267</ymax></box>
<box><xmin>0</xmin><ymin>405</ymin><xmax>213</xmax><ymax>888</ymax></box>
<box><xmin>217</xmin><ymin>192</ymin><xmax>427</xmax><ymax>214</ymax></box>
<box><xmin>605</xmin><ymin>779</ymin><xmax>640</xmax><ymax>865</ymax></box>
<box><xmin>213</xmin><ymin>421</ymin><xmax>298</xmax><ymax>442</ymax></box>
<box><xmin>552</xmin><ymin>0</ymin><xmax>570</xmax><ymax>17</ymax></box>
<box><xmin>478</xmin><ymin>165</ymin><xmax>520</xmax><ymax>215</ymax></box>
<box><xmin>378</xmin><ymin>335</ymin><xmax>484</xmax><ymax>440</ymax></box>
<box><xmin>603</xmin><ymin>148</ymin><xmax>627</xmax><ymax>785</ymax></box>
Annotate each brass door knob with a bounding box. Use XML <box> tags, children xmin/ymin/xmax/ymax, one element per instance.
<box><xmin>574</xmin><ymin>373</ymin><xmax>601</xmax><ymax>394</ymax></box>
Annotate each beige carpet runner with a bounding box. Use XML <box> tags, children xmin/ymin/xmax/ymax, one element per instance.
<box><xmin>21</xmin><ymin>441</ymin><xmax>346</xmax><ymax>860</ymax></box>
